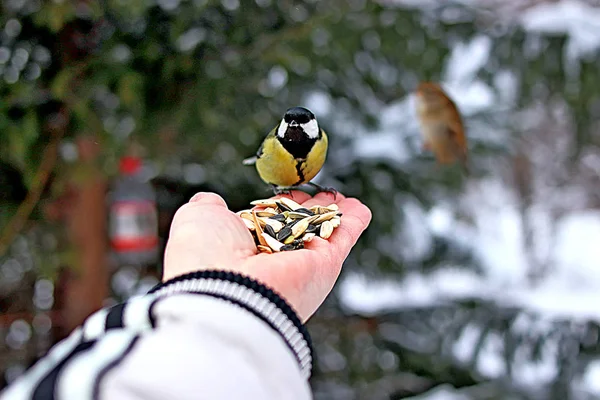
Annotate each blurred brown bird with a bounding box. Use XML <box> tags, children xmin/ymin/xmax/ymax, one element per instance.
<box><xmin>414</xmin><ymin>82</ymin><xmax>469</xmax><ymax>174</ymax></box>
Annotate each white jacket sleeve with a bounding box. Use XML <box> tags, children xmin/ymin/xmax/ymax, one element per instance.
<box><xmin>0</xmin><ymin>271</ymin><xmax>313</xmax><ymax>400</ymax></box>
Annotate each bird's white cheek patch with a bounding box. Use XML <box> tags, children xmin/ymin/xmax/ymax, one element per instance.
<box><xmin>277</xmin><ymin>120</ymin><xmax>288</xmax><ymax>137</ymax></box>
<box><xmin>302</xmin><ymin>119</ymin><xmax>319</xmax><ymax>139</ymax></box>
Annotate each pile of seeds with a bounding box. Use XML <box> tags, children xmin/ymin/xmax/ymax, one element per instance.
<box><xmin>236</xmin><ymin>197</ymin><xmax>342</xmax><ymax>253</ymax></box>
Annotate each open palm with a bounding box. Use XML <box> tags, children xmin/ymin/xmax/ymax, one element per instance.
<box><xmin>163</xmin><ymin>191</ymin><xmax>372</xmax><ymax>321</ymax></box>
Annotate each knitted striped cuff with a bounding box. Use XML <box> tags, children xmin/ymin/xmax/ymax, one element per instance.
<box><xmin>148</xmin><ymin>270</ymin><xmax>313</xmax><ymax>379</ymax></box>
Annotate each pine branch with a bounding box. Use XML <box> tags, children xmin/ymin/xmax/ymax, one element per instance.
<box><xmin>0</xmin><ymin>111</ymin><xmax>67</xmax><ymax>258</ymax></box>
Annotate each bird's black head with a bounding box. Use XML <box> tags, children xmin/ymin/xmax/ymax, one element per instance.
<box><xmin>283</xmin><ymin>107</ymin><xmax>315</xmax><ymax>124</ymax></box>
<box><xmin>276</xmin><ymin>106</ymin><xmax>321</xmax><ymax>159</ymax></box>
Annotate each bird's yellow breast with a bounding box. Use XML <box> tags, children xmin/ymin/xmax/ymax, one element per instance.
<box><xmin>255</xmin><ymin>131</ymin><xmax>328</xmax><ymax>187</ymax></box>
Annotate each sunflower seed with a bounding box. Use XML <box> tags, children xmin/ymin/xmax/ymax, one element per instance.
<box><xmin>241</xmin><ymin>218</ymin><xmax>255</xmax><ymax>230</ymax></box>
<box><xmin>257</xmin><ymin>245</ymin><xmax>272</xmax><ymax>254</ymax></box>
<box><xmin>309</xmin><ymin>205</ymin><xmax>330</xmax><ymax>214</ymax></box>
<box><xmin>278</xmin><ymin>197</ymin><xmax>303</xmax><ymax>211</ymax></box>
<box><xmin>331</xmin><ymin>216</ymin><xmax>341</xmax><ymax>228</ymax></box>
<box><xmin>252</xmin><ymin>211</ymin><xmax>268</xmax><ymax>247</ymax></box>
<box><xmin>238</xmin><ymin>211</ymin><xmax>254</xmax><ymax>221</ymax></box>
<box><xmin>302</xmin><ymin>233</ymin><xmax>316</xmax><ymax>242</ymax></box>
<box><xmin>263</xmin><ymin>218</ymin><xmax>284</xmax><ymax>233</ymax></box>
<box><xmin>319</xmin><ymin>220</ymin><xmax>334</xmax><ymax>239</ymax></box>
<box><xmin>284</xmin><ymin>235</ymin><xmax>295</xmax><ymax>244</ymax></box>
<box><xmin>312</xmin><ymin>211</ymin><xmax>338</xmax><ymax>224</ymax></box>
<box><xmin>256</xmin><ymin>208</ymin><xmax>278</xmax><ymax>217</ymax></box>
<box><xmin>276</xmin><ymin>201</ymin><xmax>292</xmax><ymax>212</ymax></box>
<box><xmin>286</xmin><ymin>219</ymin><xmax>300</xmax><ymax>228</ymax></box>
<box><xmin>245</xmin><ymin>198</ymin><xmax>342</xmax><ymax>253</ymax></box>
<box><xmin>281</xmin><ymin>239</ymin><xmax>304</xmax><ymax>251</ymax></box>
<box><xmin>276</xmin><ymin>225</ymin><xmax>292</xmax><ymax>241</ymax></box>
<box><xmin>295</xmin><ymin>207</ymin><xmax>315</xmax><ymax>216</ymax></box>
<box><xmin>287</xmin><ymin>211</ymin><xmax>312</xmax><ymax>219</ymax></box>
<box><xmin>305</xmin><ymin>224</ymin><xmax>318</xmax><ymax>234</ymax></box>
<box><xmin>262</xmin><ymin>232</ymin><xmax>284</xmax><ymax>252</ymax></box>
<box><xmin>291</xmin><ymin>216</ymin><xmax>313</xmax><ymax>238</ymax></box>
<box><xmin>250</xmin><ymin>199</ymin><xmax>279</xmax><ymax>207</ymax></box>
<box><xmin>269</xmin><ymin>214</ymin><xmax>286</xmax><ymax>222</ymax></box>
<box><xmin>263</xmin><ymin>223</ymin><xmax>276</xmax><ymax>238</ymax></box>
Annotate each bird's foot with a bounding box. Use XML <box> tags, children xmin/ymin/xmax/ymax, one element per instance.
<box><xmin>270</xmin><ymin>184</ymin><xmax>294</xmax><ymax>198</ymax></box>
<box><xmin>306</xmin><ymin>182</ymin><xmax>338</xmax><ymax>200</ymax></box>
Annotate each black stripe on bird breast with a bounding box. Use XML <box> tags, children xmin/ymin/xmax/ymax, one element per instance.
<box><xmin>295</xmin><ymin>161</ymin><xmax>305</xmax><ymax>185</ymax></box>
<box><xmin>278</xmin><ymin>135</ymin><xmax>316</xmax><ymax>160</ymax></box>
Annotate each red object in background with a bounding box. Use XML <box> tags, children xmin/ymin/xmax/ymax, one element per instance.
<box><xmin>119</xmin><ymin>156</ymin><xmax>142</xmax><ymax>175</ymax></box>
<box><xmin>108</xmin><ymin>156</ymin><xmax>158</xmax><ymax>266</ymax></box>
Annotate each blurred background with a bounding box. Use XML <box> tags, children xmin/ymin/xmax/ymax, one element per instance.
<box><xmin>1</xmin><ymin>0</ymin><xmax>600</xmax><ymax>398</ymax></box>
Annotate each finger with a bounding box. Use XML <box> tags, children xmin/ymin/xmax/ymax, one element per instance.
<box><xmin>189</xmin><ymin>192</ymin><xmax>228</xmax><ymax>209</ymax></box>
<box><xmin>301</xmin><ymin>191</ymin><xmax>346</xmax><ymax>208</ymax></box>
<box><xmin>273</xmin><ymin>190</ymin><xmax>312</xmax><ymax>204</ymax></box>
<box><xmin>322</xmin><ymin>198</ymin><xmax>372</xmax><ymax>263</ymax></box>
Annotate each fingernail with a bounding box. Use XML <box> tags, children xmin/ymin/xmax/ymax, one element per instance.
<box><xmin>188</xmin><ymin>192</ymin><xmax>228</xmax><ymax>208</ymax></box>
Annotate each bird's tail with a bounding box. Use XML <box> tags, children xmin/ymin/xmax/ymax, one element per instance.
<box><xmin>242</xmin><ymin>156</ymin><xmax>257</xmax><ymax>166</ymax></box>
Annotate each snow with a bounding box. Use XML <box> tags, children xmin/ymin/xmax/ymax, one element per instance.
<box><xmin>580</xmin><ymin>361</ymin><xmax>600</xmax><ymax>395</ymax></box>
<box><xmin>475</xmin><ymin>332</ymin><xmax>506</xmax><ymax>379</ymax></box>
<box><xmin>352</xmin><ymin>130</ymin><xmax>413</xmax><ymax>163</ymax></box>
<box><xmin>339</xmin><ymin>268</ymin><xmax>489</xmax><ymax>316</ymax></box>
<box><xmin>338</xmin><ymin>2</ymin><xmax>600</xmax><ymax>392</ymax></box>
<box><xmin>520</xmin><ymin>0</ymin><xmax>600</xmax><ymax>64</ymax></box>
<box><xmin>443</xmin><ymin>34</ymin><xmax>492</xmax><ymax>86</ymax></box>
<box><xmin>452</xmin><ymin>324</ymin><xmax>482</xmax><ymax>363</ymax></box>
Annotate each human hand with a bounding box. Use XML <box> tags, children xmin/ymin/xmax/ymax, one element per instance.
<box><xmin>163</xmin><ymin>191</ymin><xmax>371</xmax><ymax>321</ymax></box>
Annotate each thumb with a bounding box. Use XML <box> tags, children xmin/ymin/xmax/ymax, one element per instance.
<box><xmin>188</xmin><ymin>192</ymin><xmax>229</xmax><ymax>208</ymax></box>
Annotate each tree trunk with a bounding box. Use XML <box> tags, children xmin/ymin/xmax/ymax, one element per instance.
<box><xmin>58</xmin><ymin>137</ymin><xmax>109</xmax><ymax>337</ymax></box>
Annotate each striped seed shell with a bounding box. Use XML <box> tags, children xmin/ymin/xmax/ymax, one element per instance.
<box><xmin>287</xmin><ymin>211</ymin><xmax>312</xmax><ymax>219</ymax></box>
<box><xmin>278</xmin><ymin>197</ymin><xmax>303</xmax><ymax>211</ymax></box>
<box><xmin>276</xmin><ymin>201</ymin><xmax>293</xmax><ymax>213</ymax></box>
<box><xmin>305</xmin><ymin>224</ymin><xmax>318</xmax><ymax>234</ymax></box>
<box><xmin>281</xmin><ymin>239</ymin><xmax>304</xmax><ymax>251</ymax></box>
<box><xmin>263</xmin><ymin>223</ymin><xmax>277</xmax><ymax>238</ymax></box>
<box><xmin>263</xmin><ymin>218</ymin><xmax>284</xmax><ymax>233</ymax></box>
<box><xmin>276</xmin><ymin>225</ymin><xmax>292</xmax><ymax>242</ymax></box>
<box><xmin>261</xmin><ymin>232</ymin><xmax>284</xmax><ymax>252</ymax></box>
<box><xmin>256</xmin><ymin>208</ymin><xmax>278</xmax><ymax>217</ymax></box>
<box><xmin>319</xmin><ymin>220</ymin><xmax>334</xmax><ymax>239</ymax></box>
<box><xmin>312</xmin><ymin>211</ymin><xmax>338</xmax><ymax>225</ymax></box>
<box><xmin>238</xmin><ymin>211</ymin><xmax>254</xmax><ymax>221</ymax></box>
<box><xmin>250</xmin><ymin>199</ymin><xmax>279</xmax><ymax>207</ymax></box>
<box><xmin>291</xmin><ymin>216</ymin><xmax>315</xmax><ymax>239</ymax></box>
<box><xmin>257</xmin><ymin>245</ymin><xmax>273</xmax><ymax>254</ymax></box>
<box><xmin>309</xmin><ymin>205</ymin><xmax>330</xmax><ymax>214</ymax></box>
<box><xmin>252</xmin><ymin>211</ymin><xmax>268</xmax><ymax>247</ymax></box>
<box><xmin>295</xmin><ymin>208</ymin><xmax>315</xmax><ymax>216</ymax></box>
<box><xmin>269</xmin><ymin>214</ymin><xmax>286</xmax><ymax>222</ymax></box>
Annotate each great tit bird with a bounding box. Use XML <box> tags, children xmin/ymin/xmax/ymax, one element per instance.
<box><xmin>243</xmin><ymin>106</ymin><xmax>336</xmax><ymax>197</ymax></box>
<box><xmin>415</xmin><ymin>82</ymin><xmax>469</xmax><ymax>174</ymax></box>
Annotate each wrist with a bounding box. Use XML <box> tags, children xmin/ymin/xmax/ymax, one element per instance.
<box><xmin>148</xmin><ymin>269</ymin><xmax>313</xmax><ymax>378</ymax></box>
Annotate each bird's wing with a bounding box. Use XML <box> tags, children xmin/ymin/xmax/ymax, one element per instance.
<box><xmin>445</xmin><ymin>100</ymin><xmax>468</xmax><ymax>151</ymax></box>
<box><xmin>242</xmin><ymin>125</ymin><xmax>278</xmax><ymax>166</ymax></box>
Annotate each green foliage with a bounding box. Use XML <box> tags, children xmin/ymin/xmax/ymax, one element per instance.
<box><xmin>2</xmin><ymin>0</ymin><xmax>600</xmax><ymax>398</ymax></box>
